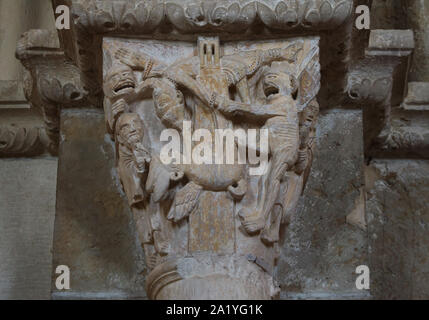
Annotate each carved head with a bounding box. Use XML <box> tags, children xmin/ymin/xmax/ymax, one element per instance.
<box><xmin>116</xmin><ymin>113</ymin><xmax>144</xmax><ymax>148</ymax></box>
<box><xmin>104</xmin><ymin>64</ymin><xmax>136</xmax><ymax>100</ymax></box>
<box><xmin>262</xmin><ymin>67</ymin><xmax>297</xmax><ymax>101</ymax></box>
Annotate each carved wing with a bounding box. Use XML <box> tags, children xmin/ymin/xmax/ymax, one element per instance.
<box><xmin>167</xmin><ymin>181</ymin><xmax>202</xmax><ymax>222</ymax></box>
<box><xmin>296</xmin><ymin>45</ymin><xmax>320</xmax><ymax>111</ymax></box>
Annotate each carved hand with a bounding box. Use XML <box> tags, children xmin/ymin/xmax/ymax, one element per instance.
<box><xmin>112</xmin><ymin>99</ymin><xmax>127</xmax><ymax>122</ymax></box>
<box><xmin>134</xmin><ymin>143</ymin><xmax>151</xmax><ymax>174</ymax></box>
<box><xmin>115</xmin><ymin>48</ymin><xmax>145</xmax><ymax>69</ymax></box>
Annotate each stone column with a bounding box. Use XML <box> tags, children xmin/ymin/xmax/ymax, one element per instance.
<box><xmin>404</xmin><ymin>0</ymin><xmax>429</xmax><ymax>82</ymax></box>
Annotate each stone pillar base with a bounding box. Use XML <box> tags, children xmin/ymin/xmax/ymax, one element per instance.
<box><xmin>146</xmin><ymin>255</ymin><xmax>279</xmax><ymax>300</ymax></box>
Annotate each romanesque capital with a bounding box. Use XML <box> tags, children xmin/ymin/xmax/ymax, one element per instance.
<box><xmin>102</xmin><ymin>34</ymin><xmax>320</xmax><ymax>299</ymax></box>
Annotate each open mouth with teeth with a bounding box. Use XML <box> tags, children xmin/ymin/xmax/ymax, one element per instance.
<box><xmin>114</xmin><ymin>79</ymin><xmax>135</xmax><ymax>94</ymax></box>
<box><xmin>263</xmin><ymin>81</ymin><xmax>280</xmax><ymax>99</ymax></box>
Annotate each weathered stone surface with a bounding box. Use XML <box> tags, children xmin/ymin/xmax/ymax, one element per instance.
<box><xmin>51</xmin><ymin>109</ymin><xmax>147</xmax><ymax>299</ymax></box>
<box><xmin>403</xmin><ymin>82</ymin><xmax>429</xmax><ymax>111</ymax></box>
<box><xmin>366</xmin><ymin>159</ymin><xmax>429</xmax><ymax>300</ymax></box>
<box><xmin>404</xmin><ymin>0</ymin><xmax>429</xmax><ymax>82</ymax></box>
<box><xmin>4</xmin><ymin>0</ymin><xmax>428</xmax><ymax>301</ymax></box>
<box><xmin>101</xmin><ymin>36</ymin><xmax>320</xmax><ymax>299</ymax></box>
<box><xmin>371</xmin><ymin>0</ymin><xmax>407</xmax><ymax>29</ymax></box>
<box><xmin>277</xmin><ymin>109</ymin><xmax>369</xmax><ymax>299</ymax></box>
<box><xmin>0</xmin><ymin>157</ymin><xmax>57</xmax><ymax>299</ymax></box>
<box><xmin>0</xmin><ymin>0</ymin><xmax>55</xmax><ymax>82</ymax></box>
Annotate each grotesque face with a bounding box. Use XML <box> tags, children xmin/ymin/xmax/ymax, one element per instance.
<box><xmin>118</xmin><ymin>114</ymin><xmax>144</xmax><ymax>147</ymax></box>
<box><xmin>262</xmin><ymin>70</ymin><xmax>296</xmax><ymax>100</ymax></box>
<box><xmin>104</xmin><ymin>64</ymin><xmax>136</xmax><ymax>99</ymax></box>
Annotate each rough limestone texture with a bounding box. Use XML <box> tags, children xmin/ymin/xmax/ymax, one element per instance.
<box><xmin>51</xmin><ymin>109</ymin><xmax>147</xmax><ymax>299</ymax></box>
<box><xmin>0</xmin><ymin>0</ymin><xmax>55</xmax><ymax>82</ymax></box>
<box><xmin>0</xmin><ymin>157</ymin><xmax>57</xmax><ymax>299</ymax></box>
<box><xmin>277</xmin><ymin>108</ymin><xmax>370</xmax><ymax>300</ymax></box>
<box><xmin>366</xmin><ymin>159</ymin><xmax>429</xmax><ymax>300</ymax></box>
<box><xmin>405</xmin><ymin>0</ymin><xmax>429</xmax><ymax>82</ymax></box>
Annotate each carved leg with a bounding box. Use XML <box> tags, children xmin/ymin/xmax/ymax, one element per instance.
<box><xmin>132</xmin><ymin>206</ymin><xmax>153</xmax><ymax>245</ymax></box>
<box><xmin>153</xmin><ymin>230</ymin><xmax>170</xmax><ymax>256</ymax></box>
<box><xmin>236</xmin><ymin>78</ymin><xmax>251</xmax><ymax>104</ymax></box>
<box><xmin>239</xmin><ymin>149</ymin><xmax>288</xmax><ymax>235</ymax></box>
<box><xmin>261</xmin><ymin>204</ymin><xmax>283</xmax><ymax>245</ymax></box>
<box><xmin>238</xmin><ymin>170</ymin><xmax>269</xmax><ymax>234</ymax></box>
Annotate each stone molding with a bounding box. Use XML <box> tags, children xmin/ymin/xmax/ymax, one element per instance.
<box><xmin>70</xmin><ymin>0</ymin><xmax>354</xmax><ymax>35</ymax></box>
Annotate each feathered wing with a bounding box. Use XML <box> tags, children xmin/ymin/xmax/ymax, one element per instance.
<box><xmin>167</xmin><ymin>181</ymin><xmax>202</xmax><ymax>222</ymax></box>
<box><xmin>296</xmin><ymin>43</ymin><xmax>320</xmax><ymax>111</ymax></box>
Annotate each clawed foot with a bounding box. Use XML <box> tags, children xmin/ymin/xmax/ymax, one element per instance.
<box><xmin>238</xmin><ymin>208</ymin><xmax>265</xmax><ymax>234</ymax></box>
<box><xmin>155</xmin><ymin>240</ymin><xmax>170</xmax><ymax>256</ymax></box>
<box><xmin>145</xmin><ymin>252</ymin><xmax>159</xmax><ymax>270</ymax></box>
<box><xmin>260</xmin><ymin>228</ymin><xmax>278</xmax><ymax>245</ymax></box>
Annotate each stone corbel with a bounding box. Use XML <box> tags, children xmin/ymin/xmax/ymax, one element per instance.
<box><xmin>16</xmin><ymin>29</ymin><xmax>88</xmax><ymax>155</ymax></box>
<box><xmin>346</xmin><ymin>29</ymin><xmax>417</xmax><ymax>157</ymax></box>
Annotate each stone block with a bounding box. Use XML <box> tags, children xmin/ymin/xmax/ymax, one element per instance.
<box><xmin>277</xmin><ymin>108</ymin><xmax>369</xmax><ymax>299</ymax></box>
<box><xmin>51</xmin><ymin>108</ymin><xmax>147</xmax><ymax>299</ymax></box>
<box><xmin>0</xmin><ymin>157</ymin><xmax>57</xmax><ymax>299</ymax></box>
<box><xmin>366</xmin><ymin>159</ymin><xmax>429</xmax><ymax>299</ymax></box>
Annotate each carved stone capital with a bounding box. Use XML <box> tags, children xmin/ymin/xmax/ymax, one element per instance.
<box><xmin>16</xmin><ymin>29</ymin><xmax>87</xmax><ymax>154</ymax></box>
<box><xmin>101</xmin><ymin>35</ymin><xmax>320</xmax><ymax>299</ymax></box>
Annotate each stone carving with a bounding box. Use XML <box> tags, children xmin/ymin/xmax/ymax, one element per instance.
<box><xmin>346</xmin><ymin>30</ymin><xmax>424</xmax><ymax>158</ymax></box>
<box><xmin>54</xmin><ymin>0</ymin><xmax>352</xmax><ymax>108</ymax></box>
<box><xmin>15</xmin><ymin>29</ymin><xmax>87</xmax><ymax>154</ymax></box>
<box><xmin>71</xmin><ymin>0</ymin><xmax>353</xmax><ymax>34</ymax></box>
<box><xmin>347</xmin><ymin>68</ymin><xmax>392</xmax><ymax>103</ymax></box>
<box><xmin>103</xmin><ymin>36</ymin><xmax>320</xmax><ymax>299</ymax></box>
<box><xmin>0</xmin><ymin>126</ymin><xmax>48</xmax><ymax>157</ymax></box>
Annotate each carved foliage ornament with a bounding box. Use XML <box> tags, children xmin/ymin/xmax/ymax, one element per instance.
<box><xmin>0</xmin><ymin>126</ymin><xmax>48</xmax><ymax>157</ymax></box>
<box><xmin>16</xmin><ymin>29</ymin><xmax>88</xmax><ymax>154</ymax></box>
<box><xmin>103</xmin><ymin>36</ymin><xmax>320</xmax><ymax>299</ymax></box>
<box><xmin>71</xmin><ymin>0</ymin><xmax>354</xmax><ymax>34</ymax></box>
